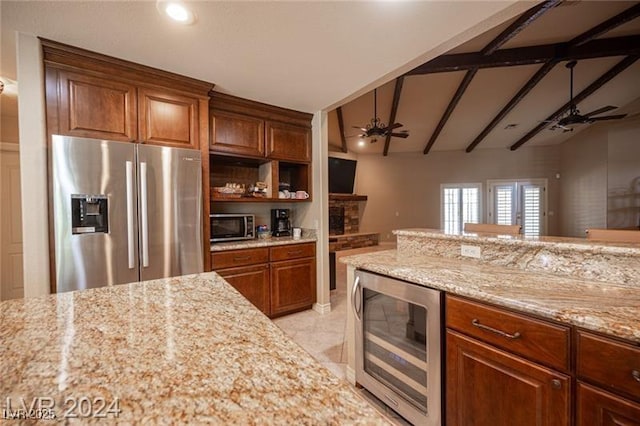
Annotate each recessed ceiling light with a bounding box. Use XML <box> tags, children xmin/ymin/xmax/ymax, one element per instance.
<box><xmin>358</xmin><ymin>139</ymin><xmax>366</xmax><ymax>147</ymax></box>
<box><xmin>157</xmin><ymin>1</ymin><xmax>196</xmax><ymax>25</ymax></box>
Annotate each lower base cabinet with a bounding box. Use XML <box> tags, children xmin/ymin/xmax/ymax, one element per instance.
<box><xmin>216</xmin><ymin>264</ymin><xmax>270</xmax><ymax>315</ymax></box>
<box><xmin>270</xmin><ymin>257</ymin><xmax>316</xmax><ymax>316</ymax></box>
<box><xmin>577</xmin><ymin>383</ymin><xmax>640</xmax><ymax>426</ymax></box>
<box><xmin>212</xmin><ymin>242</ymin><xmax>316</xmax><ymax>317</ymax></box>
<box><xmin>447</xmin><ymin>330</ymin><xmax>570</xmax><ymax>426</ymax></box>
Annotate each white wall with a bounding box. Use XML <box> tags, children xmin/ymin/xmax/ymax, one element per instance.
<box><xmin>355</xmin><ymin>146</ymin><xmax>561</xmax><ymax>240</ymax></box>
<box><xmin>16</xmin><ymin>33</ymin><xmax>50</xmax><ymax>297</ymax></box>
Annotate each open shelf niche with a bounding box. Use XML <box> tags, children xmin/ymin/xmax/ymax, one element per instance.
<box><xmin>210</xmin><ymin>154</ymin><xmax>311</xmax><ymax>202</ymax></box>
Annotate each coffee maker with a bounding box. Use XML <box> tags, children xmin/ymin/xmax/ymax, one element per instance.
<box><xmin>271</xmin><ymin>209</ymin><xmax>292</xmax><ymax>237</ymax></box>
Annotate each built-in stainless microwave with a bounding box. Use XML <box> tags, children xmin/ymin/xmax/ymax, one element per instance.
<box><xmin>210</xmin><ymin>214</ymin><xmax>255</xmax><ymax>243</ymax></box>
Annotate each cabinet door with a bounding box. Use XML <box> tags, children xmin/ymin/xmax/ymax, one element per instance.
<box><xmin>270</xmin><ymin>257</ymin><xmax>316</xmax><ymax>316</ymax></box>
<box><xmin>447</xmin><ymin>330</ymin><xmax>570</xmax><ymax>426</ymax></box>
<box><xmin>57</xmin><ymin>70</ymin><xmax>137</xmax><ymax>141</ymax></box>
<box><xmin>210</xmin><ymin>111</ymin><xmax>265</xmax><ymax>157</ymax></box>
<box><xmin>217</xmin><ymin>264</ymin><xmax>270</xmax><ymax>316</ymax></box>
<box><xmin>577</xmin><ymin>383</ymin><xmax>640</xmax><ymax>426</ymax></box>
<box><xmin>138</xmin><ymin>88</ymin><xmax>199</xmax><ymax>149</ymax></box>
<box><xmin>265</xmin><ymin>121</ymin><xmax>311</xmax><ymax>162</ymax></box>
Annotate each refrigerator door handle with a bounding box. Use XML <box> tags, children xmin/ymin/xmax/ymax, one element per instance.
<box><xmin>126</xmin><ymin>161</ymin><xmax>135</xmax><ymax>269</ymax></box>
<box><xmin>140</xmin><ymin>161</ymin><xmax>150</xmax><ymax>268</ymax></box>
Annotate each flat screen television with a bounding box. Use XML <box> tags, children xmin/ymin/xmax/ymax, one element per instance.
<box><xmin>329</xmin><ymin>157</ymin><xmax>357</xmax><ymax>194</ymax></box>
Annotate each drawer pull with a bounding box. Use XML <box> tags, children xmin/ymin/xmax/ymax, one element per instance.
<box><xmin>287</xmin><ymin>250</ymin><xmax>303</xmax><ymax>255</ymax></box>
<box><xmin>233</xmin><ymin>256</ymin><xmax>251</xmax><ymax>261</ymax></box>
<box><xmin>633</xmin><ymin>370</ymin><xmax>640</xmax><ymax>383</ymax></box>
<box><xmin>472</xmin><ymin>319</ymin><xmax>521</xmax><ymax>340</ymax></box>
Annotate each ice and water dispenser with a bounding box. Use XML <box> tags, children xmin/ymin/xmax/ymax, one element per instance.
<box><xmin>71</xmin><ymin>194</ymin><xmax>109</xmax><ymax>234</ymax></box>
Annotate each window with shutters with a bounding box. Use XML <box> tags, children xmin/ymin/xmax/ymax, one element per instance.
<box><xmin>487</xmin><ymin>179</ymin><xmax>547</xmax><ymax>236</ymax></box>
<box><xmin>441</xmin><ymin>184</ymin><xmax>482</xmax><ymax>234</ymax></box>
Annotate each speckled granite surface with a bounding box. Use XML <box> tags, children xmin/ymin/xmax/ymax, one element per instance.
<box><xmin>341</xmin><ymin>250</ymin><xmax>640</xmax><ymax>343</ymax></box>
<box><xmin>211</xmin><ymin>236</ymin><xmax>316</xmax><ymax>252</ymax></box>
<box><xmin>395</xmin><ymin>229</ymin><xmax>640</xmax><ymax>285</ymax></box>
<box><xmin>0</xmin><ymin>272</ymin><xmax>388</xmax><ymax>424</ymax></box>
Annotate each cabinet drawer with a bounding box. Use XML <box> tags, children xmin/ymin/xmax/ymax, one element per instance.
<box><xmin>270</xmin><ymin>242</ymin><xmax>315</xmax><ymax>262</ymax></box>
<box><xmin>446</xmin><ymin>295</ymin><xmax>570</xmax><ymax>371</ymax></box>
<box><xmin>211</xmin><ymin>248</ymin><xmax>269</xmax><ymax>270</ymax></box>
<box><xmin>577</xmin><ymin>330</ymin><xmax>640</xmax><ymax>401</ymax></box>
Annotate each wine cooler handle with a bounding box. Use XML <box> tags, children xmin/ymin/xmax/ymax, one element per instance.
<box><xmin>352</xmin><ymin>276</ymin><xmax>362</xmax><ymax>321</ymax></box>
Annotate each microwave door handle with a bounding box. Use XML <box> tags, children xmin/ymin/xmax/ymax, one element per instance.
<box><xmin>140</xmin><ymin>161</ymin><xmax>149</xmax><ymax>268</ymax></box>
<box><xmin>244</xmin><ymin>216</ymin><xmax>249</xmax><ymax>237</ymax></box>
<box><xmin>126</xmin><ymin>161</ymin><xmax>135</xmax><ymax>269</ymax></box>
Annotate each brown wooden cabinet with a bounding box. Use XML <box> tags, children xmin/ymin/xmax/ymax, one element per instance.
<box><xmin>211</xmin><ymin>242</ymin><xmax>316</xmax><ymax>317</ymax></box>
<box><xmin>265</xmin><ymin>121</ymin><xmax>311</xmax><ymax>162</ymax></box>
<box><xmin>138</xmin><ymin>88</ymin><xmax>200</xmax><ymax>149</ymax></box>
<box><xmin>270</xmin><ymin>257</ymin><xmax>316</xmax><ymax>316</ymax></box>
<box><xmin>447</xmin><ymin>330</ymin><xmax>571</xmax><ymax>426</ymax></box>
<box><xmin>217</xmin><ymin>264</ymin><xmax>270</xmax><ymax>315</ymax></box>
<box><xmin>575</xmin><ymin>330</ymin><xmax>640</xmax><ymax>425</ymax></box>
<box><xmin>210</xmin><ymin>111</ymin><xmax>265</xmax><ymax>157</ymax></box>
<box><xmin>57</xmin><ymin>70</ymin><xmax>137</xmax><ymax>141</ymax></box>
<box><xmin>446</xmin><ymin>295</ymin><xmax>571</xmax><ymax>426</ymax></box>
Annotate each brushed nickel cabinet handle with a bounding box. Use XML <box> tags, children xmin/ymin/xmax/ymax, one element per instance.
<box><xmin>233</xmin><ymin>256</ymin><xmax>251</xmax><ymax>261</ymax></box>
<box><xmin>633</xmin><ymin>370</ymin><xmax>640</xmax><ymax>383</ymax></box>
<box><xmin>471</xmin><ymin>319</ymin><xmax>521</xmax><ymax>340</ymax></box>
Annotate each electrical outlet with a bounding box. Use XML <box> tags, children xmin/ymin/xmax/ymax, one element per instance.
<box><xmin>461</xmin><ymin>244</ymin><xmax>481</xmax><ymax>259</ymax></box>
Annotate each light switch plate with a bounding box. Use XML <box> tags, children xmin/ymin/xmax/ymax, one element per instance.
<box><xmin>461</xmin><ymin>244</ymin><xmax>481</xmax><ymax>259</ymax></box>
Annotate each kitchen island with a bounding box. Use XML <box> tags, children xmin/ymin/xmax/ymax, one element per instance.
<box><xmin>341</xmin><ymin>228</ymin><xmax>640</xmax><ymax>425</ymax></box>
<box><xmin>0</xmin><ymin>272</ymin><xmax>388</xmax><ymax>424</ymax></box>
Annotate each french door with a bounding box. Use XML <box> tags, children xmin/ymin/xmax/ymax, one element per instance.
<box><xmin>487</xmin><ymin>179</ymin><xmax>547</xmax><ymax>236</ymax></box>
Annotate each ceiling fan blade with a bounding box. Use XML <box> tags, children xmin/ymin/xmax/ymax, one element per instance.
<box><xmin>352</xmin><ymin>126</ymin><xmax>367</xmax><ymax>131</ymax></box>
<box><xmin>389</xmin><ymin>132</ymin><xmax>409</xmax><ymax>138</ymax></box>
<box><xmin>387</xmin><ymin>123</ymin><xmax>403</xmax><ymax>130</ymax></box>
<box><xmin>583</xmin><ymin>105</ymin><xmax>617</xmax><ymax>117</ymax></box>
<box><xmin>589</xmin><ymin>114</ymin><xmax>627</xmax><ymax>122</ymax></box>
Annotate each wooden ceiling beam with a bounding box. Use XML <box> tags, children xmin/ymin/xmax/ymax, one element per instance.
<box><xmin>422</xmin><ymin>69</ymin><xmax>477</xmax><ymax>155</ymax></box>
<box><xmin>480</xmin><ymin>0</ymin><xmax>561</xmax><ymax>55</ymax></box>
<box><xmin>421</xmin><ymin>1</ymin><xmax>558</xmax><ymax>155</ymax></box>
<box><xmin>383</xmin><ymin>77</ymin><xmax>405</xmax><ymax>156</ymax></box>
<box><xmin>509</xmin><ymin>55</ymin><xmax>638</xmax><ymax>151</ymax></box>
<box><xmin>465</xmin><ymin>60</ymin><xmax>557</xmax><ymax>153</ymax></box>
<box><xmin>466</xmin><ymin>4</ymin><xmax>639</xmax><ymax>153</ymax></box>
<box><xmin>407</xmin><ymin>35</ymin><xmax>640</xmax><ymax>74</ymax></box>
<box><xmin>569</xmin><ymin>3</ymin><xmax>640</xmax><ymax>47</ymax></box>
<box><xmin>336</xmin><ymin>106</ymin><xmax>348</xmax><ymax>153</ymax></box>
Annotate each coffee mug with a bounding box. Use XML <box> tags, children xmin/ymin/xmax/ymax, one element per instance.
<box><xmin>283</xmin><ymin>190</ymin><xmax>291</xmax><ymax>199</ymax></box>
<box><xmin>292</xmin><ymin>227</ymin><xmax>302</xmax><ymax>240</ymax></box>
<box><xmin>278</xmin><ymin>191</ymin><xmax>286</xmax><ymax>199</ymax></box>
<box><xmin>296</xmin><ymin>191</ymin><xmax>309</xmax><ymax>199</ymax></box>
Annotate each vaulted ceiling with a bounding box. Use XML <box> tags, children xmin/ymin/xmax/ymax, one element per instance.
<box><xmin>329</xmin><ymin>1</ymin><xmax>640</xmax><ymax>155</ymax></box>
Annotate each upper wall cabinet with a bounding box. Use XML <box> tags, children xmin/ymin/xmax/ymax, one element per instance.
<box><xmin>57</xmin><ymin>70</ymin><xmax>137</xmax><ymax>142</ymax></box>
<box><xmin>209</xmin><ymin>92</ymin><xmax>312</xmax><ymax>163</ymax></box>
<box><xmin>211</xmin><ymin>110</ymin><xmax>265</xmax><ymax>157</ymax></box>
<box><xmin>138</xmin><ymin>88</ymin><xmax>199</xmax><ymax>149</ymax></box>
<box><xmin>266</xmin><ymin>121</ymin><xmax>311</xmax><ymax>162</ymax></box>
<box><xmin>42</xmin><ymin>39</ymin><xmax>212</xmax><ymax>150</ymax></box>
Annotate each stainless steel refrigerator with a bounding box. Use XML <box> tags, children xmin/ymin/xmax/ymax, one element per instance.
<box><xmin>52</xmin><ymin>135</ymin><xmax>203</xmax><ymax>293</ymax></box>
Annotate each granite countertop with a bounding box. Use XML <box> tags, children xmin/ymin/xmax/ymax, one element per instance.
<box><xmin>341</xmin><ymin>249</ymin><xmax>640</xmax><ymax>343</ymax></box>
<box><xmin>395</xmin><ymin>228</ymin><xmax>640</xmax><ymax>255</ymax></box>
<box><xmin>0</xmin><ymin>272</ymin><xmax>388</xmax><ymax>424</ymax></box>
<box><xmin>211</xmin><ymin>236</ymin><xmax>316</xmax><ymax>252</ymax></box>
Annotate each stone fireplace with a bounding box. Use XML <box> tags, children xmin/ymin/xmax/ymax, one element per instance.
<box><xmin>328</xmin><ymin>194</ymin><xmax>379</xmax><ymax>251</ymax></box>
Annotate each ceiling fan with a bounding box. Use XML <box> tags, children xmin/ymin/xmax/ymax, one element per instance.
<box><xmin>548</xmin><ymin>60</ymin><xmax>627</xmax><ymax>132</ymax></box>
<box><xmin>352</xmin><ymin>89</ymin><xmax>409</xmax><ymax>143</ymax></box>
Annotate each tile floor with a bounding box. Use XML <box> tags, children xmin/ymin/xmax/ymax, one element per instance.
<box><xmin>273</xmin><ymin>243</ymin><xmax>411</xmax><ymax>425</ymax></box>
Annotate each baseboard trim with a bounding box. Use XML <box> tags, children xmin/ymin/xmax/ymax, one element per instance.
<box><xmin>346</xmin><ymin>366</ymin><xmax>356</xmax><ymax>385</ymax></box>
<box><xmin>312</xmin><ymin>302</ymin><xmax>331</xmax><ymax>314</ymax></box>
